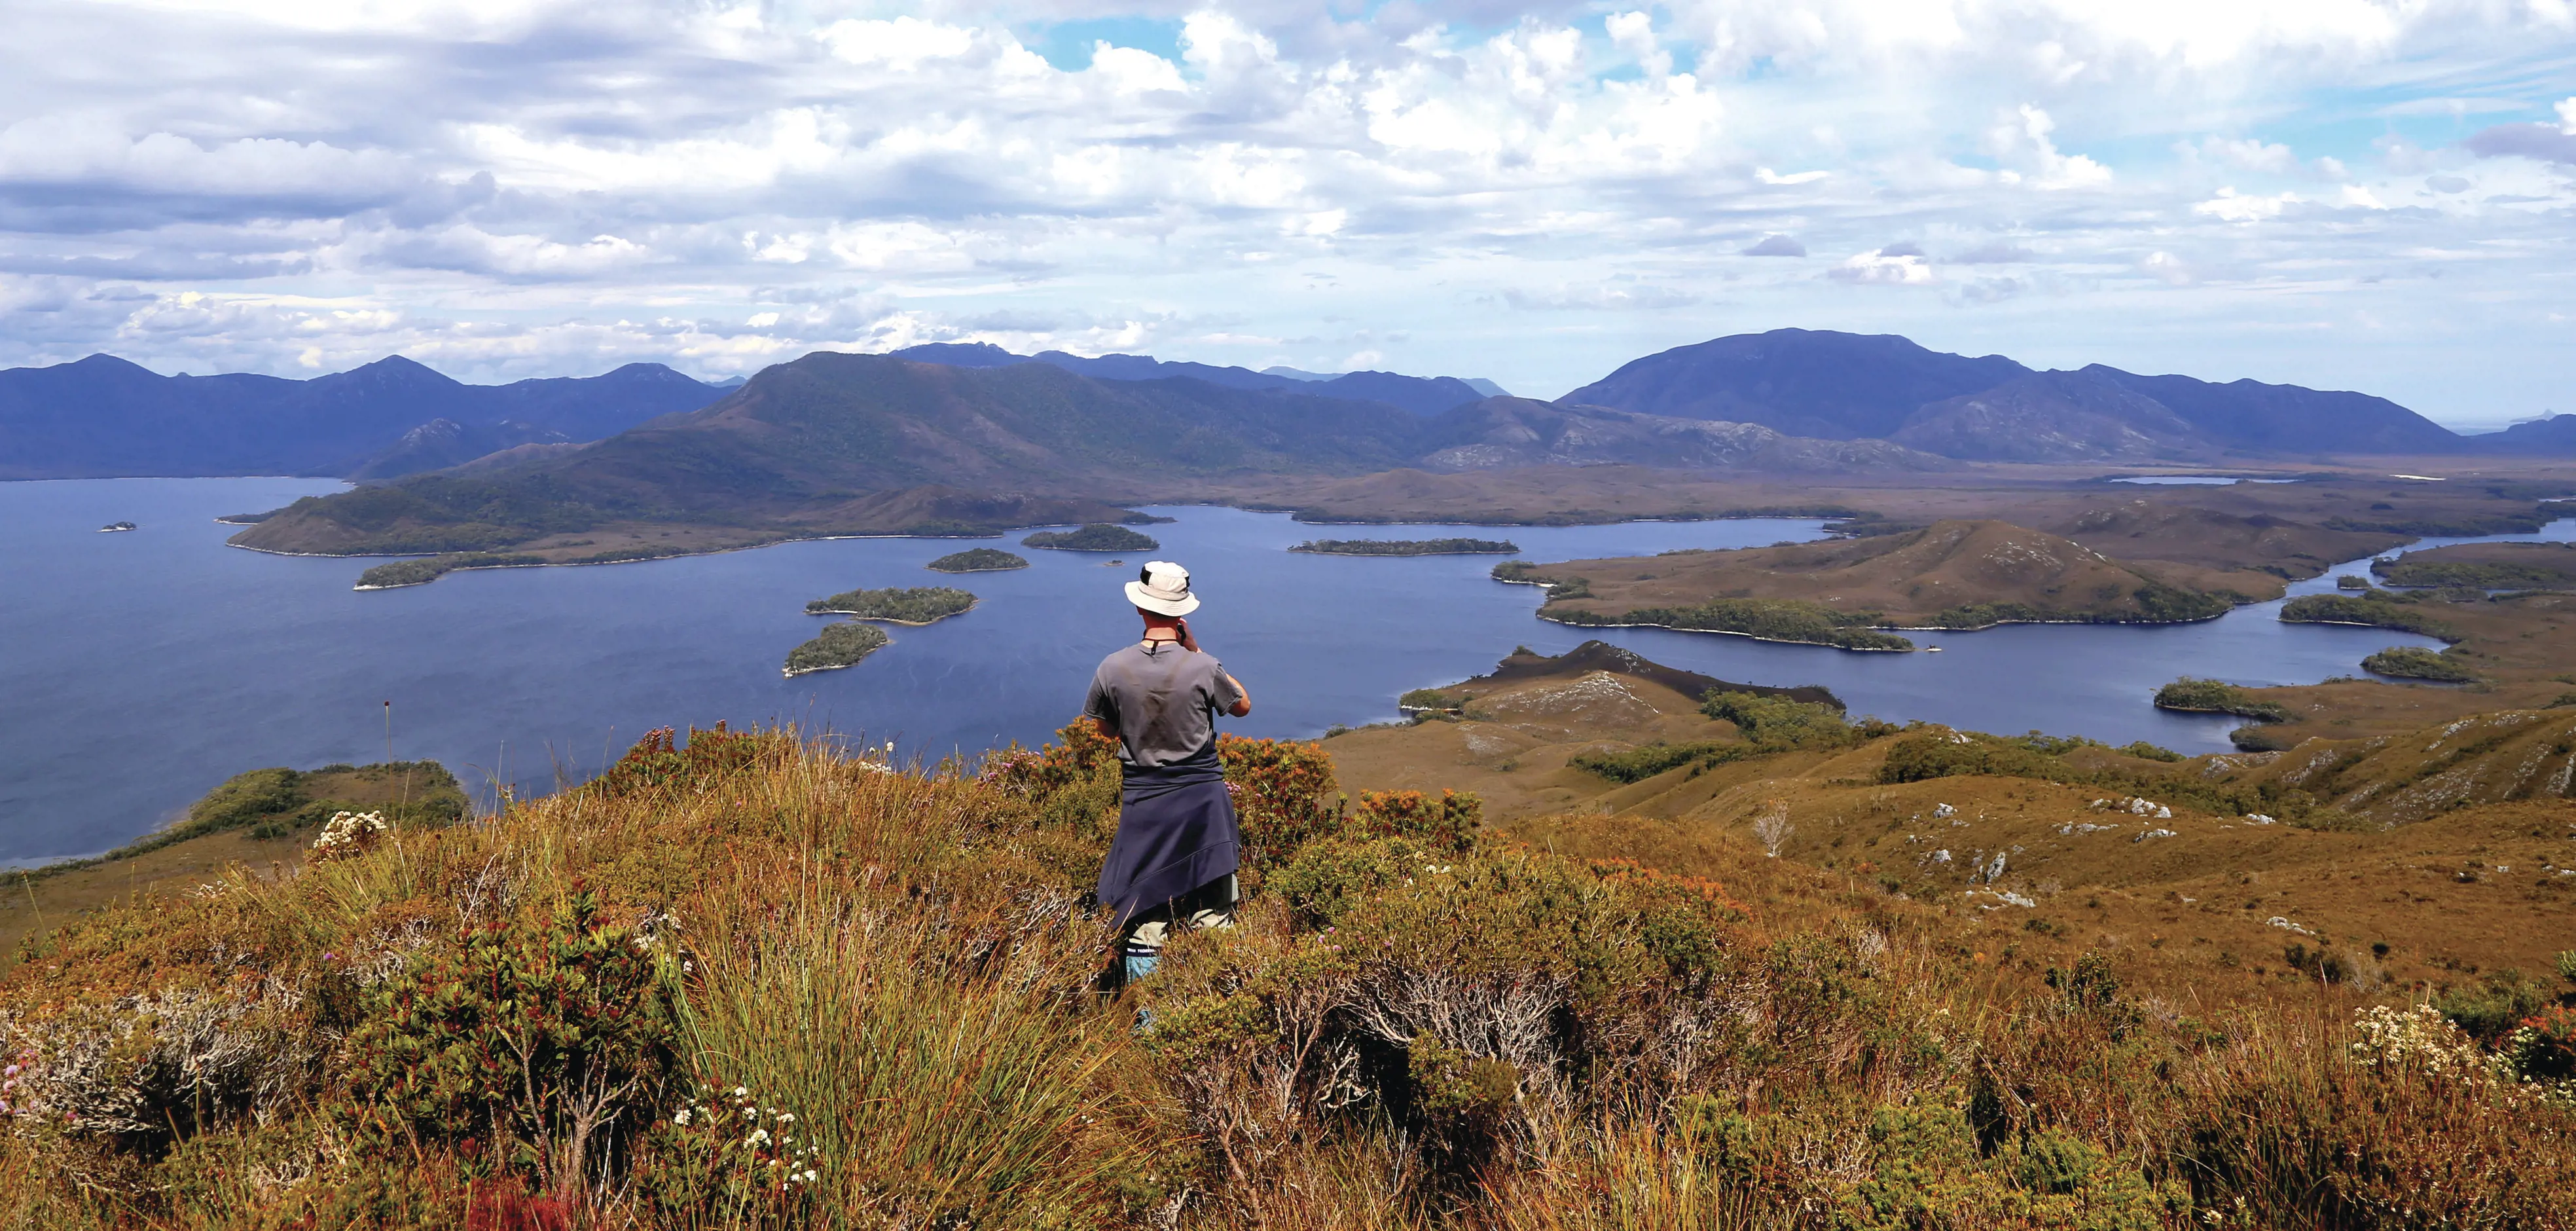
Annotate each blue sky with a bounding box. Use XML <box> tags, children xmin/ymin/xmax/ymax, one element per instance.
<box><xmin>1</xmin><ymin>1</ymin><xmax>2571</xmax><ymax>428</ymax></box>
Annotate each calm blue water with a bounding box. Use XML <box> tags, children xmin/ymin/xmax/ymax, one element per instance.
<box><xmin>5</xmin><ymin>477</ymin><xmax>2545</xmax><ymax>863</ymax></box>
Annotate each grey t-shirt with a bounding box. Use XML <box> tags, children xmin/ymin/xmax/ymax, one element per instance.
<box><xmin>1084</xmin><ymin>642</ymin><xmax>1246</xmax><ymax>768</ymax></box>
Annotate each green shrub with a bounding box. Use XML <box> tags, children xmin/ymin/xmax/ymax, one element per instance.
<box><xmin>1568</xmin><ymin>741</ymin><xmax>1742</xmax><ymax>782</ymax></box>
<box><xmin>1880</xmin><ymin>731</ymin><xmax>2067</xmax><ymax>784</ymax></box>
<box><xmin>1398</xmin><ymin>688</ymin><xmax>1464</xmax><ymax>713</ymax></box>
<box><xmin>1701</xmin><ymin>690</ymin><xmax>1860</xmax><ymax>750</ymax></box>
<box><xmin>2114</xmin><ymin>741</ymin><xmax>2184</xmax><ymax>762</ymax></box>
<box><xmin>343</xmin><ymin>889</ymin><xmax>681</xmax><ymax>1189</ymax></box>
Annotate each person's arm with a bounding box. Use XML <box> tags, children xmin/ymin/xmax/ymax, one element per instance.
<box><xmin>1083</xmin><ymin>669</ymin><xmax>1120</xmax><ymax>743</ymax></box>
<box><xmin>1180</xmin><ymin>622</ymin><xmax>1252</xmax><ymax>717</ymax></box>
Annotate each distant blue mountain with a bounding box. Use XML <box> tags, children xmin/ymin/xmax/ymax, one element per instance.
<box><xmin>1562</xmin><ymin>328</ymin><xmax>2463</xmax><ymax>459</ymax></box>
<box><xmin>0</xmin><ymin>355</ymin><xmax>727</xmax><ymax>479</ymax></box>
<box><xmin>2456</xmin><ymin>413</ymin><xmax>2576</xmax><ymax>456</ymax></box>
<box><xmin>888</xmin><ymin>342</ymin><xmax>1492</xmax><ymax>416</ymax></box>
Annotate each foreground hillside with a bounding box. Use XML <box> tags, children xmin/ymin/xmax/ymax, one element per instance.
<box><xmin>5</xmin><ymin>716</ymin><xmax>2571</xmax><ymax>1229</ymax></box>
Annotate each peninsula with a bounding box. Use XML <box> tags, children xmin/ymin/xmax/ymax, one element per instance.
<box><xmin>804</xmin><ymin>586</ymin><xmax>975</xmax><ymax>624</ymax></box>
<box><xmin>783</xmin><ymin>621</ymin><xmax>888</xmax><ymax>676</ymax></box>
<box><xmin>354</xmin><ymin>552</ymin><xmax>546</xmax><ymax>589</ymax></box>
<box><xmin>2372</xmin><ymin>541</ymin><xmax>2576</xmax><ymax>590</ymax></box>
<box><xmin>1499</xmin><ymin>519</ymin><xmax>2250</xmax><ymax>650</ymax></box>
<box><xmin>1022</xmin><ymin>523</ymin><xmax>1159</xmax><ymax>552</ymax></box>
<box><xmin>926</xmin><ymin>547</ymin><xmax>1028</xmax><ymax>572</ymax></box>
<box><xmin>1290</xmin><ymin>537</ymin><xmax>1519</xmax><ymax>555</ymax></box>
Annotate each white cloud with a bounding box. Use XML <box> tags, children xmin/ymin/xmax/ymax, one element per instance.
<box><xmin>0</xmin><ymin>0</ymin><xmax>2567</xmax><ymax>420</ymax></box>
<box><xmin>1830</xmin><ymin>248</ymin><xmax>1936</xmax><ymax>285</ymax></box>
<box><xmin>2194</xmin><ymin>186</ymin><xmax>2298</xmax><ymax>221</ymax></box>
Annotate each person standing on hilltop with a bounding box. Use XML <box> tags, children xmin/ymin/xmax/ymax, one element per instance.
<box><xmin>1085</xmin><ymin>560</ymin><xmax>1252</xmax><ymax>985</ymax></box>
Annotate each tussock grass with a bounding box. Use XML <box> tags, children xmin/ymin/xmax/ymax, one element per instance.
<box><xmin>2</xmin><ymin>724</ymin><xmax>2571</xmax><ymax>1229</ymax></box>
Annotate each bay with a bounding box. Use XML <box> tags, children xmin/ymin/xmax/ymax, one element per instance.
<box><xmin>3</xmin><ymin>477</ymin><xmax>2549</xmax><ymax>863</ymax></box>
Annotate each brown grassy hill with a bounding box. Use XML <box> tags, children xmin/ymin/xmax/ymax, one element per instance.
<box><xmin>2042</xmin><ymin>498</ymin><xmax>2397</xmax><ymax>582</ymax></box>
<box><xmin>1329</xmin><ymin>652</ymin><xmax>2576</xmax><ymax>1004</ymax></box>
<box><xmin>1529</xmin><ymin>518</ymin><xmax>2248</xmax><ymax>629</ymax></box>
<box><xmin>2209</xmin><ymin>707</ymin><xmax>2576</xmax><ymax>824</ymax></box>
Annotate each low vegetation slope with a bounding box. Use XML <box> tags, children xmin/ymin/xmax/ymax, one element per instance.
<box><xmin>2374</xmin><ymin>540</ymin><xmax>2576</xmax><ymax>589</ymax></box>
<box><xmin>1525</xmin><ymin>519</ymin><xmax>2245</xmax><ymax>631</ymax></box>
<box><xmin>7</xmin><ymin>722</ymin><xmax>2572</xmax><ymax>1230</ymax></box>
<box><xmin>1416</xmin><ymin>396</ymin><xmax>1950</xmax><ymax>473</ymax></box>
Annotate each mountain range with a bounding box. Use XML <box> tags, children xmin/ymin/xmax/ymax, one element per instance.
<box><xmin>1562</xmin><ymin>329</ymin><xmax>2474</xmax><ymax>460</ymax></box>
<box><xmin>0</xmin><ymin>354</ymin><xmax>727</xmax><ymax>480</ymax></box>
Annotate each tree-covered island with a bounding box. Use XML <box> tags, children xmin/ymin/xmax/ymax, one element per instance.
<box><xmin>783</xmin><ymin>620</ymin><xmax>889</xmax><ymax>676</ymax></box>
<box><xmin>1021</xmin><ymin>523</ymin><xmax>1160</xmax><ymax>551</ymax></box>
<box><xmin>926</xmin><ymin>547</ymin><xmax>1028</xmax><ymax>572</ymax></box>
<box><xmin>804</xmin><ymin>586</ymin><xmax>976</xmax><ymax>624</ymax></box>
<box><xmin>354</xmin><ymin>553</ymin><xmax>548</xmax><ymax>589</ymax></box>
<box><xmin>1291</xmin><ymin>538</ymin><xmax>1521</xmax><ymax>556</ymax></box>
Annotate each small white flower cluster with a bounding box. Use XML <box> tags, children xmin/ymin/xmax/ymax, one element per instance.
<box><xmin>2348</xmin><ymin>1004</ymin><xmax>2505</xmax><ymax>1080</ymax></box>
<box><xmin>310</xmin><ymin>811</ymin><xmax>391</xmax><ymax>858</ymax></box>
<box><xmin>672</xmin><ymin>1084</ymin><xmax>824</xmax><ymax>1188</ymax></box>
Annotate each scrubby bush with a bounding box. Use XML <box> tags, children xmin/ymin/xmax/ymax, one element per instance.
<box><xmin>1568</xmin><ymin>740</ymin><xmax>1741</xmax><ymax>782</ymax></box>
<box><xmin>1699</xmin><ymin>690</ymin><xmax>1862</xmax><ymax>750</ymax></box>
<box><xmin>1881</xmin><ymin>730</ymin><xmax>2065</xmax><ymax>784</ymax></box>
<box><xmin>1344</xmin><ymin>790</ymin><xmax>1480</xmax><ymax>853</ymax></box>
<box><xmin>344</xmin><ymin>889</ymin><xmax>681</xmax><ymax>1191</ymax></box>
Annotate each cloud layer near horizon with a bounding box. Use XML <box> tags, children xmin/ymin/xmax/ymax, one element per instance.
<box><xmin>1</xmin><ymin>0</ymin><xmax>2571</xmax><ymax>423</ymax></box>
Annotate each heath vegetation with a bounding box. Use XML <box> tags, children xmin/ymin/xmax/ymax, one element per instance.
<box><xmin>3</xmin><ymin>720</ymin><xmax>2571</xmax><ymax>1229</ymax></box>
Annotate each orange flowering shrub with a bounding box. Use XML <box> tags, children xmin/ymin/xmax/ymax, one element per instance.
<box><xmin>1346</xmin><ymin>790</ymin><xmax>1480</xmax><ymax>854</ymax></box>
<box><xmin>1216</xmin><ymin>734</ymin><xmax>1340</xmax><ymax>870</ymax></box>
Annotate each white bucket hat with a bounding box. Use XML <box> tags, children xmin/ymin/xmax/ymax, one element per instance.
<box><xmin>1125</xmin><ymin>560</ymin><xmax>1201</xmax><ymax>617</ymax></box>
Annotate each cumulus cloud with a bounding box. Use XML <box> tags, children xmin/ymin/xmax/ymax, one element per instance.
<box><xmin>0</xmin><ymin>0</ymin><xmax>2564</xmax><ymax>416</ymax></box>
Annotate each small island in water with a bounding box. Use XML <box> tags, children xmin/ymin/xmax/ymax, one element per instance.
<box><xmin>1292</xmin><ymin>537</ymin><xmax>1519</xmax><ymax>556</ymax></box>
<box><xmin>805</xmin><ymin>586</ymin><xmax>976</xmax><ymax>624</ymax></box>
<box><xmin>1023</xmin><ymin>523</ymin><xmax>1159</xmax><ymax>552</ymax></box>
<box><xmin>784</xmin><ymin>621</ymin><xmax>889</xmax><ymax>677</ymax></box>
<box><xmin>926</xmin><ymin>547</ymin><xmax>1028</xmax><ymax>573</ymax></box>
<box><xmin>99</xmin><ymin>521</ymin><xmax>136</xmax><ymax>532</ymax></box>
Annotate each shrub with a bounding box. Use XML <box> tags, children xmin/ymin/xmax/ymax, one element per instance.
<box><xmin>342</xmin><ymin>888</ymin><xmax>681</xmax><ymax>1191</ymax></box>
<box><xmin>1700</xmin><ymin>690</ymin><xmax>1859</xmax><ymax>750</ymax></box>
<box><xmin>1398</xmin><ymin>688</ymin><xmax>1464</xmax><ymax>713</ymax></box>
<box><xmin>2115</xmin><ymin>741</ymin><xmax>2184</xmax><ymax>762</ymax></box>
<box><xmin>1217</xmin><ymin>734</ymin><xmax>1342</xmax><ymax>872</ymax></box>
<box><xmin>1567</xmin><ymin>741</ymin><xmax>1740</xmax><ymax>783</ymax></box>
<box><xmin>1880</xmin><ymin>731</ymin><xmax>2065</xmax><ymax>784</ymax></box>
<box><xmin>586</xmin><ymin>722</ymin><xmax>778</xmax><ymax>800</ymax></box>
<box><xmin>1345</xmin><ymin>790</ymin><xmax>1480</xmax><ymax>853</ymax></box>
